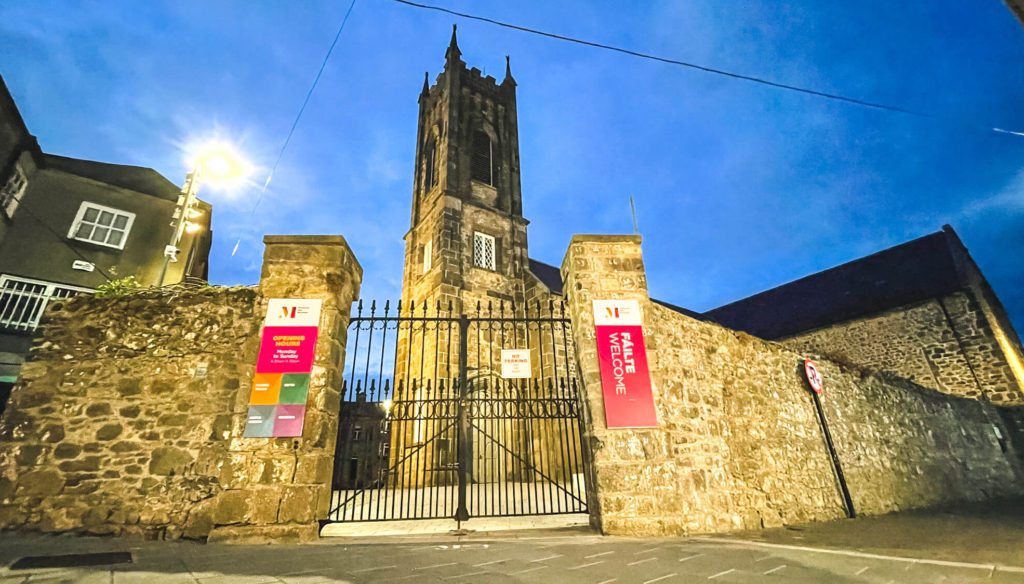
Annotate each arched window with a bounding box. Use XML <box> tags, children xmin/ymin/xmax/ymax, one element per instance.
<box><xmin>424</xmin><ymin>139</ymin><xmax>438</xmax><ymax>190</ymax></box>
<box><xmin>471</xmin><ymin>130</ymin><xmax>492</xmax><ymax>185</ymax></box>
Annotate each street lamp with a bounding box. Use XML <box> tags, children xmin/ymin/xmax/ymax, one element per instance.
<box><xmin>157</xmin><ymin>150</ymin><xmax>241</xmax><ymax>286</ymax></box>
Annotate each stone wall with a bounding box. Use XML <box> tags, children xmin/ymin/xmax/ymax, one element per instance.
<box><xmin>0</xmin><ymin>235</ymin><xmax>361</xmax><ymax>542</ymax></box>
<box><xmin>561</xmin><ymin>235</ymin><xmax>1023</xmax><ymax>536</ymax></box>
<box><xmin>820</xmin><ymin>364</ymin><xmax>1022</xmax><ymax>515</ymax></box>
<box><xmin>0</xmin><ymin>287</ymin><xmax>259</xmax><ymax>539</ymax></box>
<box><xmin>784</xmin><ymin>291</ymin><xmax>1024</xmax><ymax>406</ymax></box>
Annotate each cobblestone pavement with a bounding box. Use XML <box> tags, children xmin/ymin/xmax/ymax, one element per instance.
<box><xmin>1</xmin><ymin>502</ymin><xmax>1023</xmax><ymax>583</ymax></box>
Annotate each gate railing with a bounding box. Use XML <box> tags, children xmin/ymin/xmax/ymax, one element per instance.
<box><xmin>328</xmin><ymin>299</ymin><xmax>588</xmax><ymax>523</ymax></box>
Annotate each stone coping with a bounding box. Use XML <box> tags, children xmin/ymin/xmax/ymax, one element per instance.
<box><xmin>568</xmin><ymin>234</ymin><xmax>642</xmax><ymax>244</ymax></box>
<box><xmin>263</xmin><ymin>234</ymin><xmax>352</xmax><ymax>246</ymax></box>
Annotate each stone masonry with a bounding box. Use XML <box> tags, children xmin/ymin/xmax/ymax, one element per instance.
<box><xmin>561</xmin><ymin>235</ymin><xmax>1023</xmax><ymax>536</ymax></box>
<box><xmin>785</xmin><ymin>291</ymin><xmax>1024</xmax><ymax>406</ymax></box>
<box><xmin>401</xmin><ymin>27</ymin><xmax>528</xmax><ymax>318</ymax></box>
<box><xmin>0</xmin><ymin>234</ymin><xmax>361</xmax><ymax>542</ymax></box>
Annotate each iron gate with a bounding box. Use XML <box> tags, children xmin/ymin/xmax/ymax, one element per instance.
<box><xmin>327</xmin><ymin>299</ymin><xmax>589</xmax><ymax>523</ymax></box>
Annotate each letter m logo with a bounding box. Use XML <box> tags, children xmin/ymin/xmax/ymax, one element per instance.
<box><xmin>605</xmin><ymin>307</ymin><xmax>620</xmax><ymax>319</ymax></box>
<box><xmin>282</xmin><ymin>306</ymin><xmax>297</xmax><ymax>318</ymax></box>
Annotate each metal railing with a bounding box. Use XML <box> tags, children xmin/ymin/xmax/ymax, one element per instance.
<box><xmin>329</xmin><ymin>299</ymin><xmax>589</xmax><ymax>523</ymax></box>
<box><xmin>0</xmin><ymin>276</ymin><xmax>89</xmax><ymax>332</ymax></box>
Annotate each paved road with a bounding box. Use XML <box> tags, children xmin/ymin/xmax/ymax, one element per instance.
<box><xmin>3</xmin><ymin>500</ymin><xmax>1024</xmax><ymax>583</ymax></box>
<box><xmin>0</xmin><ymin>527</ymin><xmax>1022</xmax><ymax>584</ymax></box>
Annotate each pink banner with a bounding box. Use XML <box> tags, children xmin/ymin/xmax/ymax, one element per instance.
<box><xmin>245</xmin><ymin>299</ymin><xmax>322</xmax><ymax>439</ymax></box>
<box><xmin>594</xmin><ymin>300</ymin><xmax>658</xmax><ymax>428</ymax></box>
<box><xmin>256</xmin><ymin>325</ymin><xmax>319</xmax><ymax>373</ymax></box>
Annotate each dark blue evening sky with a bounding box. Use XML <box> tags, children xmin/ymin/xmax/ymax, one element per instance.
<box><xmin>1</xmin><ymin>1</ymin><xmax>1022</xmax><ymax>331</ymax></box>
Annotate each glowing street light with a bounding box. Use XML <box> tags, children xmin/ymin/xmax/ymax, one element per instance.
<box><xmin>157</xmin><ymin>148</ymin><xmax>244</xmax><ymax>286</ymax></box>
<box><xmin>204</xmin><ymin>153</ymin><xmax>233</xmax><ymax>178</ymax></box>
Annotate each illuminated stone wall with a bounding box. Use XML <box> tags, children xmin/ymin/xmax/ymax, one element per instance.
<box><xmin>562</xmin><ymin>234</ymin><xmax>1023</xmax><ymax>536</ymax></box>
<box><xmin>0</xmin><ymin>235</ymin><xmax>362</xmax><ymax>542</ymax></box>
<box><xmin>784</xmin><ymin>290</ymin><xmax>1024</xmax><ymax>406</ymax></box>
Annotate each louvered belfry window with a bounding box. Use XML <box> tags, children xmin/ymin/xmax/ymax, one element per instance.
<box><xmin>470</xmin><ymin>130</ymin><xmax>492</xmax><ymax>185</ymax></box>
<box><xmin>424</xmin><ymin>140</ymin><xmax>437</xmax><ymax>190</ymax></box>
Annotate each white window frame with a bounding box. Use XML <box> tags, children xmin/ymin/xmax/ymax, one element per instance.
<box><xmin>0</xmin><ymin>163</ymin><xmax>28</xmax><ymax>218</ymax></box>
<box><xmin>422</xmin><ymin>239</ymin><xmax>432</xmax><ymax>274</ymax></box>
<box><xmin>67</xmin><ymin>201</ymin><xmax>135</xmax><ymax>250</ymax></box>
<box><xmin>0</xmin><ymin>274</ymin><xmax>92</xmax><ymax>332</ymax></box>
<box><xmin>473</xmin><ymin>232</ymin><xmax>496</xmax><ymax>271</ymax></box>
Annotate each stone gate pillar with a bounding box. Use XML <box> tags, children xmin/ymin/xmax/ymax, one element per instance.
<box><xmin>560</xmin><ymin>234</ymin><xmax>651</xmax><ymax>533</ymax></box>
<box><xmin>209</xmin><ymin>235</ymin><xmax>362</xmax><ymax>543</ymax></box>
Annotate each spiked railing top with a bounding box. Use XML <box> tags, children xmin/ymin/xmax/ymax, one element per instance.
<box><xmin>351</xmin><ymin>298</ymin><xmax>568</xmax><ymax>319</ymax></box>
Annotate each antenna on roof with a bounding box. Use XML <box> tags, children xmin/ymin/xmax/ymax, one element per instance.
<box><xmin>629</xmin><ymin>196</ymin><xmax>639</xmax><ymax>234</ymax></box>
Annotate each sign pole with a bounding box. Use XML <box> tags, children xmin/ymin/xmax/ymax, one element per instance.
<box><xmin>811</xmin><ymin>391</ymin><xmax>856</xmax><ymax>518</ymax></box>
<box><xmin>803</xmin><ymin>359</ymin><xmax>855</xmax><ymax>519</ymax></box>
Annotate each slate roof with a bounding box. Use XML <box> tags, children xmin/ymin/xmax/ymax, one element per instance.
<box><xmin>651</xmin><ymin>299</ymin><xmax>708</xmax><ymax>321</ymax></box>
<box><xmin>528</xmin><ymin>258</ymin><xmax>564</xmax><ymax>295</ymax></box>
<box><xmin>0</xmin><ymin>75</ymin><xmax>32</xmax><ymax>142</ymax></box>
<box><xmin>43</xmin><ymin>154</ymin><xmax>181</xmax><ymax>202</ymax></box>
<box><xmin>2</xmin><ymin>74</ymin><xmax>181</xmax><ymax>202</ymax></box>
<box><xmin>528</xmin><ymin>228</ymin><xmax>968</xmax><ymax>338</ymax></box>
<box><xmin>527</xmin><ymin>257</ymin><xmax>708</xmax><ymax>320</ymax></box>
<box><xmin>703</xmin><ymin>228</ymin><xmax>964</xmax><ymax>339</ymax></box>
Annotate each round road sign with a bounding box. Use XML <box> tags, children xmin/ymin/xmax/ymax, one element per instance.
<box><xmin>804</xmin><ymin>359</ymin><xmax>824</xmax><ymax>394</ymax></box>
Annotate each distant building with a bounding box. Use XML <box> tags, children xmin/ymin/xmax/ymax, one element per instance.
<box><xmin>333</xmin><ymin>397</ymin><xmax>390</xmax><ymax>490</ymax></box>
<box><xmin>705</xmin><ymin>226</ymin><xmax>1024</xmax><ymax>405</ymax></box>
<box><xmin>1006</xmin><ymin>0</ymin><xmax>1024</xmax><ymax>26</ymax></box>
<box><xmin>0</xmin><ymin>75</ymin><xmax>211</xmax><ymax>393</ymax></box>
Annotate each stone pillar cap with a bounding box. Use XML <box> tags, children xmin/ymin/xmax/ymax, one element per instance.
<box><xmin>569</xmin><ymin>234</ymin><xmax>642</xmax><ymax>244</ymax></box>
<box><xmin>263</xmin><ymin>235</ymin><xmax>351</xmax><ymax>246</ymax></box>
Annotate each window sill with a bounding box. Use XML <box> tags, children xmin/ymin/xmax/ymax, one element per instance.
<box><xmin>68</xmin><ymin>236</ymin><xmax>126</xmax><ymax>251</ymax></box>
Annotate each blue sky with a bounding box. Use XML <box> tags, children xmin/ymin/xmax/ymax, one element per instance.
<box><xmin>2</xmin><ymin>1</ymin><xmax>1023</xmax><ymax>332</ymax></box>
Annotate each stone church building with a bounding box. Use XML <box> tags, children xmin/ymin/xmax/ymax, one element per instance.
<box><xmin>401</xmin><ymin>26</ymin><xmax>1024</xmax><ymax>409</ymax></box>
<box><xmin>0</xmin><ymin>28</ymin><xmax>1022</xmax><ymax>542</ymax></box>
<box><xmin>401</xmin><ymin>27</ymin><xmax>561</xmax><ymax>319</ymax></box>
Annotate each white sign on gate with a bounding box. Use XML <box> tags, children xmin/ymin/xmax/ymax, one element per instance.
<box><xmin>501</xmin><ymin>349</ymin><xmax>532</xmax><ymax>379</ymax></box>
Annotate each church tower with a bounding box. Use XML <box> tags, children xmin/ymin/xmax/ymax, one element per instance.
<box><xmin>401</xmin><ymin>26</ymin><xmax>528</xmax><ymax>314</ymax></box>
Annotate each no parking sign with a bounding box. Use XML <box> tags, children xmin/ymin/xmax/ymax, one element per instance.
<box><xmin>804</xmin><ymin>359</ymin><xmax>824</xmax><ymax>394</ymax></box>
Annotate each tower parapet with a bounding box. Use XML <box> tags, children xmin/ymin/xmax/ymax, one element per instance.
<box><xmin>403</xmin><ymin>27</ymin><xmax>527</xmax><ymax>315</ymax></box>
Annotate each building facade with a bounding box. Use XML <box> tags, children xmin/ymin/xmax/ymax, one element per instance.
<box><xmin>0</xmin><ymin>75</ymin><xmax>212</xmax><ymax>390</ymax></box>
<box><xmin>705</xmin><ymin>226</ymin><xmax>1024</xmax><ymax>406</ymax></box>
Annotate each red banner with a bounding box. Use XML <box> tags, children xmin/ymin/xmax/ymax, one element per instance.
<box><xmin>593</xmin><ymin>300</ymin><xmax>658</xmax><ymax>428</ymax></box>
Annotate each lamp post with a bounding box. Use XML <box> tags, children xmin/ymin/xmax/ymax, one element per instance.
<box><xmin>157</xmin><ymin>152</ymin><xmax>236</xmax><ymax>286</ymax></box>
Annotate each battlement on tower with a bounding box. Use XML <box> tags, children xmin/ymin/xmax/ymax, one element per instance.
<box><xmin>467</xmin><ymin>67</ymin><xmax>498</xmax><ymax>86</ymax></box>
<box><xmin>425</xmin><ymin>63</ymin><xmax>509</xmax><ymax>101</ymax></box>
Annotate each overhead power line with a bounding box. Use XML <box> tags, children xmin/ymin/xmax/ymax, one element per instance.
<box><xmin>393</xmin><ymin>0</ymin><xmax>1024</xmax><ymax>139</ymax></box>
<box><xmin>231</xmin><ymin>0</ymin><xmax>359</xmax><ymax>257</ymax></box>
